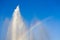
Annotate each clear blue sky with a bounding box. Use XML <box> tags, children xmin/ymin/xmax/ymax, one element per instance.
<box><xmin>0</xmin><ymin>0</ymin><xmax>60</xmax><ymax>40</ymax></box>
<box><xmin>0</xmin><ymin>0</ymin><xmax>60</xmax><ymax>20</ymax></box>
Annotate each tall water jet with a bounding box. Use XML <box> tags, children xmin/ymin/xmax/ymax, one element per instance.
<box><xmin>7</xmin><ymin>5</ymin><xmax>28</xmax><ymax>40</ymax></box>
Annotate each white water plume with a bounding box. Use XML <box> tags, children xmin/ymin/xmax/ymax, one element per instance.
<box><xmin>7</xmin><ymin>5</ymin><xmax>29</xmax><ymax>40</ymax></box>
<box><xmin>6</xmin><ymin>5</ymin><xmax>50</xmax><ymax>40</ymax></box>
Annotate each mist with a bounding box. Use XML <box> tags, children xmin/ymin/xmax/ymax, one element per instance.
<box><xmin>1</xmin><ymin>5</ymin><xmax>60</xmax><ymax>40</ymax></box>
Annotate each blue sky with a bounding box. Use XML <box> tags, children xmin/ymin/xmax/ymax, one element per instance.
<box><xmin>0</xmin><ymin>0</ymin><xmax>60</xmax><ymax>40</ymax></box>
<box><xmin>0</xmin><ymin>0</ymin><xmax>60</xmax><ymax>20</ymax></box>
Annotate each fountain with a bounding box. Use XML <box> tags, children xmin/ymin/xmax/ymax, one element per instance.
<box><xmin>6</xmin><ymin>5</ymin><xmax>49</xmax><ymax>40</ymax></box>
<box><xmin>7</xmin><ymin>5</ymin><xmax>28</xmax><ymax>40</ymax></box>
